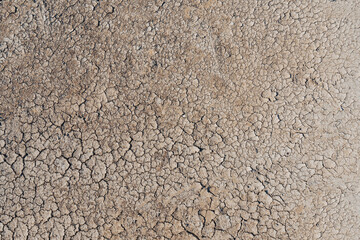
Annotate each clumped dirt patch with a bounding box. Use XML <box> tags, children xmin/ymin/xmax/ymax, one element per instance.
<box><xmin>1</xmin><ymin>0</ymin><xmax>360</xmax><ymax>239</ymax></box>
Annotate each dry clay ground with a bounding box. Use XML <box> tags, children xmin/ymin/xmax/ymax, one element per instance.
<box><xmin>1</xmin><ymin>0</ymin><xmax>360</xmax><ymax>239</ymax></box>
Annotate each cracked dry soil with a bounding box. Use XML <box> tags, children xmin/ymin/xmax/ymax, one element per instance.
<box><xmin>1</xmin><ymin>0</ymin><xmax>360</xmax><ymax>239</ymax></box>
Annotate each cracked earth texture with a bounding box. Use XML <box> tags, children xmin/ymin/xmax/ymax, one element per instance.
<box><xmin>1</xmin><ymin>0</ymin><xmax>360</xmax><ymax>239</ymax></box>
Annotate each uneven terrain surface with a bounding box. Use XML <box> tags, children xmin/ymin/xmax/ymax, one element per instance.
<box><xmin>1</xmin><ymin>0</ymin><xmax>360</xmax><ymax>239</ymax></box>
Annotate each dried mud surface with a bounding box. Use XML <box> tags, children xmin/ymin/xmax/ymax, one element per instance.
<box><xmin>1</xmin><ymin>0</ymin><xmax>360</xmax><ymax>239</ymax></box>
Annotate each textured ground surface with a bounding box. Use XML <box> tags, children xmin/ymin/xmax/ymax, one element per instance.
<box><xmin>1</xmin><ymin>0</ymin><xmax>360</xmax><ymax>239</ymax></box>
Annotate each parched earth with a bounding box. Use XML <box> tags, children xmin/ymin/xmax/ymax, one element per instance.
<box><xmin>1</xmin><ymin>0</ymin><xmax>360</xmax><ymax>239</ymax></box>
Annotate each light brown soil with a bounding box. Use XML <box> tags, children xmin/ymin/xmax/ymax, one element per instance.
<box><xmin>1</xmin><ymin>0</ymin><xmax>360</xmax><ymax>239</ymax></box>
